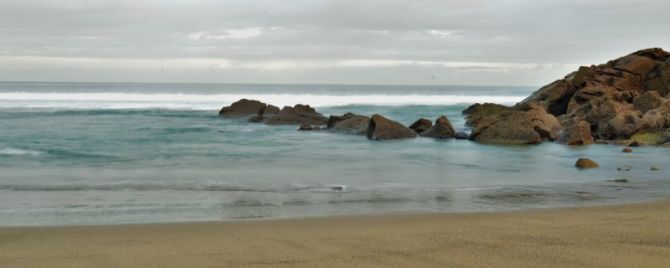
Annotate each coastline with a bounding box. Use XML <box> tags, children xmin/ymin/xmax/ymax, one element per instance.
<box><xmin>2</xmin><ymin>200</ymin><xmax>669</xmax><ymax>267</ymax></box>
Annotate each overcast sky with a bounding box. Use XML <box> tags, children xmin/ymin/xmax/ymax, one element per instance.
<box><xmin>0</xmin><ymin>0</ymin><xmax>668</xmax><ymax>86</ymax></box>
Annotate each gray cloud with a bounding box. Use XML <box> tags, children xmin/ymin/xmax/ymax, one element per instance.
<box><xmin>0</xmin><ymin>0</ymin><xmax>667</xmax><ymax>85</ymax></box>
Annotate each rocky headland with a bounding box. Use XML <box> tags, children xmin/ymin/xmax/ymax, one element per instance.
<box><xmin>219</xmin><ymin>48</ymin><xmax>670</xmax><ymax>145</ymax></box>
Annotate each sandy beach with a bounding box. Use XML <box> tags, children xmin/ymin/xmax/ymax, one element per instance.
<box><xmin>0</xmin><ymin>201</ymin><xmax>669</xmax><ymax>268</ymax></box>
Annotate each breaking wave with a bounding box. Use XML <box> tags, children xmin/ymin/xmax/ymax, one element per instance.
<box><xmin>0</xmin><ymin>92</ymin><xmax>525</xmax><ymax>110</ymax></box>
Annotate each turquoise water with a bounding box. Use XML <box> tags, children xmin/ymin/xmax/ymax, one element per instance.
<box><xmin>1</xmin><ymin>82</ymin><xmax>669</xmax><ymax>226</ymax></box>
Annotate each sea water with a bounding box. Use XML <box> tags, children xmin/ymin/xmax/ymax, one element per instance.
<box><xmin>0</xmin><ymin>81</ymin><xmax>669</xmax><ymax>226</ymax></box>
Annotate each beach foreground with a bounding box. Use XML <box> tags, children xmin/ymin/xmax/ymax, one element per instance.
<box><xmin>1</xmin><ymin>201</ymin><xmax>670</xmax><ymax>268</ymax></box>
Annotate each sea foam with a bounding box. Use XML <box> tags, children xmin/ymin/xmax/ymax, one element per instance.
<box><xmin>0</xmin><ymin>92</ymin><xmax>525</xmax><ymax>110</ymax></box>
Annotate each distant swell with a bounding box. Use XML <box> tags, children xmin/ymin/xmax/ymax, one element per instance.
<box><xmin>0</xmin><ymin>92</ymin><xmax>525</xmax><ymax>110</ymax></box>
<box><xmin>0</xmin><ymin>147</ymin><xmax>42</xmax><ymax>156</ymax></box>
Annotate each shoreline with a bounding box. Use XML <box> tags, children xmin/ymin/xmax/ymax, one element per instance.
<box><xmin>2</xmin><ymin>199</ymin><xmax>669</xmax><ymax>267</ymax></box>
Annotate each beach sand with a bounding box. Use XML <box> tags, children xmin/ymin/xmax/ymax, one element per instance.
<box><xmin>1</xmin><ymin>201</ymin><xmax>669</xmax><ymax>267</ymax></box>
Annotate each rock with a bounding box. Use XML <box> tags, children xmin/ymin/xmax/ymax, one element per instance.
<box><xmin>247</xmin><ymin>115</ymin><xmax>265</xmax><ymax>123</ymax></box>
<box><xmin>219</xmin><ymin>99</ymin><xmax>267</xmax><ymax>117</ymax></box>
<box><xmin>575</xmin><ymin>158</ymin><xmax>599</xmax><ymax>169</ymax></box>
<box><xmin>651</xmin><ymin>166</ymin><xmax>660</xmax><ymax>171</ymax></box>
<box><xmin>608</xmin><ymin>178</ymin><xmax>629</xmax><ymax>183</ymax></box>
<box><xmin>526</xmin><ymin>107</ymin><xmax>564</xmax><ymax>140</ymax></box>
<box><xmin>470</xmin><ymin>111</ymin><xmax>542</xmax><ymax>145</ymax></box>
<box><xmin>622</xmin><ymin>147</ymin><xmax>633</xmax><ymax>153</ymax></box>
<box><xmin>264</xmin><ymin>104</ymin><xmax>328</xmax><ymax>126</ymax></box>
<box><xmin>454</xmin><ymin>130</ymin><xmax>470</xmax><ymax>140</ymax></box>
<box><xmin>516</xmin><ymin>79</ymin><xmax>577</xmax><ymax>116</ymax></box>
<box><xmin>422</xmin><ymin>116</ymin><xmax>456</xmax><ymax>139</ymax></box>
<box><xmin>557</xmin><ymin>120</ymin><xmax>594</xmax><ymax>145</ymax></box>
<box><xmin>513</xmin><ymin>48</ymin><xmax>670</xmax><ymax>144</ymax></box>
<box><xmin>633</xmin><ymin>91</ymin><xmax>665</xmax><ymax>113</ymax></box>
<box><xmin>298</xmin><ymin>124</ymin><xmax>320</xmax><ymax>131</ymax></box>
<box><xmin>409</xmin><ymin>118</ymin><xmax>433</xmax><ymax>133</ymax></box>
<box><xmin>327</xmin><ymin>113</ymin><xmax>370</xmax><ymax>135</ymax></box>
<box><xmin>596</xmin><ymin>110</ymin><xmax>642</xmax><ymax>139</ymax></box>
<box><xmin>262</xmin><ymin>105</ymin><xmax>281</xmax><ymax>116</ymax></box>
<box><xmin>367</xmin><ymin>114</ymin><xmax>417</xmax><ymax>141</ymax></box>
<box><xmin>628</xmin><ymin>140</ymin><xmax>641</xmax><ymax>147</ymax></box>
<box><xmin>463</xmin><ymin>103</ymin><xmax>514</xmax><ymax>127</ymax></box>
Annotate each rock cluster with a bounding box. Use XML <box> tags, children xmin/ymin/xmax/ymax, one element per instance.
<box><xmin>466</xmin><ymin>48</ymin><xmax>670</xmax><ymax>145</ymax></box>
<box><xmin>219</xmin><ymin>100</ymin><xmax>456</xmax><ymax>141</ymax></box>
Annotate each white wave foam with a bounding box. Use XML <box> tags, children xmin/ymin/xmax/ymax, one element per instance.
<box><xmin>0</xmin><ymin>92</ymin><xmax>525</xmax><ymax>110</ymax></box>
<box><xmin>0</xmin><ymin>147</ymin><xmax>42</xmax><ymax>156</ymax></box>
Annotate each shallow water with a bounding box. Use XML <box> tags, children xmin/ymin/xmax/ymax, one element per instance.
<box><xmin>0</xmin><ymin>82</ymin><xmax>668</xmax><ymax>226</ymax></box>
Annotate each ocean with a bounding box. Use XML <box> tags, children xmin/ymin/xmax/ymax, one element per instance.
<box><xmin>1</xmin><ymin>81</ymin><xmax>668</xmax><ymax>226</ymax></box>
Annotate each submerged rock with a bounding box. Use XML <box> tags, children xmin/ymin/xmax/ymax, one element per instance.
<box><xmin>367</xmin><ymin>114</ymin><xmax>417</xmax><ymax>140</ymax></box>
<box><xmin>421</xmin><ymin>116</ymin><xmax>455</xmax><ymax>139</ymax></box>
<box><xmin>622</xmin><ymin>147</ymin><xmax>633</xmax><ymax>153</ymax></box>
<box><xmin>575</xmin><ymin>158</ymin><xmax>599</xmax><ymax>169</ymax></box>
<box><xmin>409</xmin><ymin>118</ymin><xmax>433</xmax><ymax>133</ymax></box>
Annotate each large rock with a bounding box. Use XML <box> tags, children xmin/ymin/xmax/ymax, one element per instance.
<box><xmin>463</xmin><ymin>103</ymin><xmax>514</xmax><ymax>127</ymax></box>
<box><xmin>557</xmin><ymin>120</ymin><xmax>594</xmax><ymax>145</ymax></box>
<box><xmin>327</xmin><ymin>113</ymin><xmax>370</xmax><ymax>135</ymax></box>
<box><xmin>575</xmin><ymin>158</ymin><xmax>599</xmax><ymax>169</ymax></box>
<box><xmin>514</xmin><ymin>48</ymin><xmax>670</xmax><ymax>144</ymax></box>
<box><xmin>525</xmin><ymin>106</ymin><xmax>564</xmax><ymax>140</ymax></box>
<box><xmin>219</xmin><ymin>99</ymin><xmax>267</xmax><ymax>117</ymax></box>
<box><xmin>264</xmin><ymin>104</ymin><xmax>328</xmax><ymax>126</ymax></box>
<box><xmin>409</xmin><ymin>118</ymin><xmax>433</xmax><ymax>133</ymax></box>
<box><xmin>422</xmin><ymin>116</ymin><xmax>455</xmax><ymax>139</ymax></box>
<box><xmin>367</xmin><ymin>114</ymin><xmax>417</xmax><ymax>140</ymax></box>
<box><xmin>470</xmin><ymin>111</ymin><xmax>542</xmax><ymax>145</ymax></box>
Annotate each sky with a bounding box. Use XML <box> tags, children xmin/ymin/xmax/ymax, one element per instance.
<box><xmin>0</xmin><ymin>0</ymin><xmax>668</xmax><ymax>86</ymax></box>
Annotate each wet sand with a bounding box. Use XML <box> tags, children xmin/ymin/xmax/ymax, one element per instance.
<box><xmin>1</xmin><ymin>200</ymin><xmax>669</xmax><ymax>267</ymax></box>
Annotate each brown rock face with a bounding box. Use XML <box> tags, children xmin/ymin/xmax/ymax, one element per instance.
<box><xmin>422</xmin><ymin>116</ymin><xmax>455</xmax><ymax>139</ymax></box>
<box><xmin>513</xmin><ymin>48</ymin><xmax>670</xmax><ymax>144</ymax></box>
<box><xmin>557</xmin><ymin>120</ymin><xmax>594</xmax><ymax>145</ymax></box>
<box><xmin>264</xmin><ymin>104</ymin><xmax>328</xmax><ymax>126</ymax></box>
<box><xmin>219</xmin><ymin>99</ymin><xmax>267</xmax><ymax>117</ymax></box>
<box><xmin>471</xmin><ymin>111</ymin><xmax>542</xmax><ymax>145</ymax></box>
<box><xmin>409</xmin><ymin>118</ymin><xmax>433</xmax><ymax>133</ymax></box>
<box><xmin>327</xmin><ymin>113</ymin><xmax>370</xmax><ymax>135</ymax></box>
<box><xmin>575</xmin><ymin>158</ymin><xmax>599</xmax><ymax>169</ymax></box>
<box><xmin>367</xmin><ymin>114</ymin><xmax>417</xmax><ymax>140</ymax></box>
<box><xmin>463</xmin><ymin>103</ymin><xmax>514</xmax><ymax>127</ymax></box>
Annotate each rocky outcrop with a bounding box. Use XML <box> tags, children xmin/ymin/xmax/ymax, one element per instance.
<box><xmin>367</xmin><ymin>114</ymin><xmax>417</xmax><ymax>140</ymax></box>
<box><xmin>421</xmin><ymin>116</ymin><xmax>455</xmax><ymax>139</ymax></box>
<box><xmin>219</xmin><ymin>99</ymin><xmax>267</xmax><ymax>117</ymax></box>
<box><xmin>469</xmin><ymin>48</ymin><xmax>670</xmax><ymax>145</ymax></box>
<box><xmin>326</xmin><ymin>113</ymin><xmax>370</xmax><ymax>135</ymax></box>
<box><xmin>409</xmin><ymin>118</ymin><xmax>433</xmax><ymax>133</ymax></box>
<box><xmin>264</xmin><ymin>104</ymin><xmax>328</xmax><ymax>126</ymax></box>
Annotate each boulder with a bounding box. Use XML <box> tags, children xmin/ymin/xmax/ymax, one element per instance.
<box><xmin>262</xmin><ymin>105</ymin><xmax>281</xmax><ymax>116</ymax></box>
<box><xmin>409</xmin><ymin>118</ymin><xmax>433</xmax><ymax>133</ymax></box>
<box><xmin>470</xmin><ymin>111</ymin><xmax>542</xmax><ymax>145</ymax></box>
<box><xmin>422</xmin><ymin>116</ymin><xmax>456</xmax><ymax>139</ymax></box>
<box><xmin>463</xmin><ymin>103</ymin><xmax>514</xmax><ymax>127</ymax></box>
<box><xmin>575</xmin><ymin>158</ymin><xmax>599</xmax><ymax>169</ymax></box>
<box><xmin>298</xmin><ymin>124</ymin><xmax>320</xmax><ymax>131</ymax></box>
<box><xmin>596</xmin><ymin>110</ymin><xmax>642</xmax><ymax>139</ymax></box>
<box><xmin>327</xmin><ymin>113</ymin><xmax>370</xmax><ymax>135</ymax></box>
<box><xmin>557</xmin><ymin>120</ymin><xmax>594</xmax><ymax>145</ymax></box>
<box><xmin>526</xmin><ymin>107</ymin><xmax>564</xmax><ymax>140</ymax></box>
<box><xmin>219</xmin><ymin>99</ymin><xmax>267</xmax><ymax>117</ymax></box>
<box><xmin>367</xmin><ymin>114</ymin><xmax>417</xmax><ymax>140</ymax></box>
<box><xmin>264</xmin><ymin>104</ymin><xmax>328</xmax><ymax>126</ymax></box>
